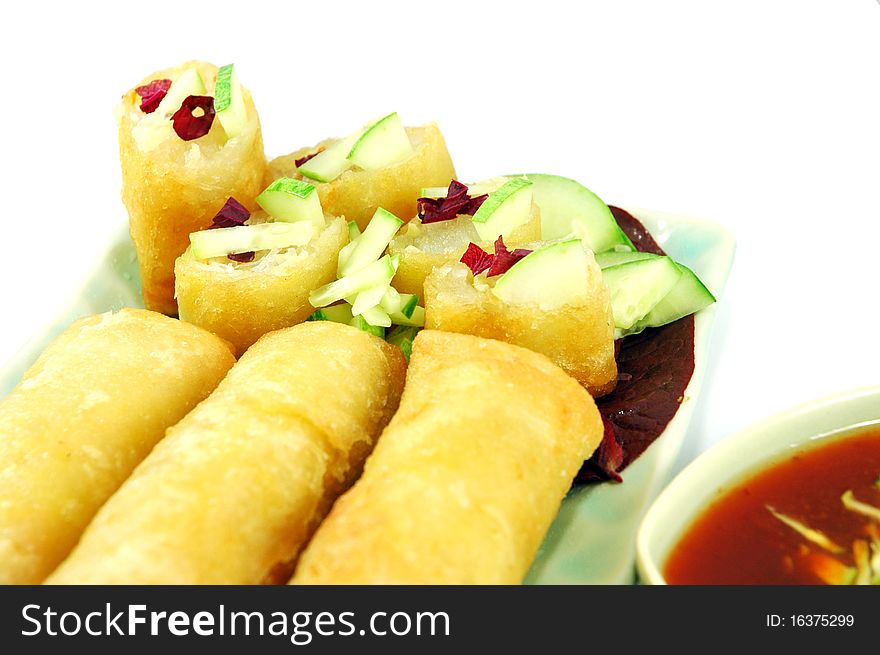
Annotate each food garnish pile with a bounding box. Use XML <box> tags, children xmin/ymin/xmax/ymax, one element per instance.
<box><xmin>0</xmin><ymin>60</ymin><xmax>720</xmax><ymax>585</ymax></box>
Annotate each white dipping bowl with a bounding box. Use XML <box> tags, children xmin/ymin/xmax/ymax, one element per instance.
<box><xmin>636</xmin><ymin>385</ymin><xmax>880</xmax><ymax>584</ymax></box>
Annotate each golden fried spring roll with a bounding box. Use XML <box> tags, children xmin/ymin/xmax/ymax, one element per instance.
<box><xmin>389</xmin><ymin>204</ymin><xmax>541</xmax><ymax>300</ymax></box>
<box><xmin>119</xmin><ymin>60</ymin><xmax>268</xmax><ymax>315</ymax></box>
<box><xmin>268</xmin><ymin>125</ymin><xmax>455</xmax><ymax>230</ymax></box>
<box><xmin>423</xmin><ymin>240</ymin><xmax>617</xmax><ymax>396</ymax></box>
<box><xmin>0</xmin><ymin>309</ymin><xmax>234</xmax><ymax>584</ymax></box>
<box><xmin>48</xmin><ymin>322</ymin><xmax>406</xmax><ymax>585</ymax></box>
<box><xmin>292</xmin><ymin>330</ymin><xmax>602</xmax><ymax>585</ymax></box>
<box><xmin>175</xmin><ymin>215</ymin><xmax>348</xmax><ymax>355</ymax></box>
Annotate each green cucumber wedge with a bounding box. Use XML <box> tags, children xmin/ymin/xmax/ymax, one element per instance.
<box><xmin>309</xmin><ymin>255</ymin><xmax>396</xmax><ymax>307</ymax></box>
<box><xmin>308</xmin><ymin>303</ymin><xmax>354</xmax><ymax>323</ymax></box>
<box><xmin>347</xmin><ymin>112</ymin><xmax>413</xmax><ymax>170</ymax></box>
<box><xmin>338</xmin><ymin>208</ymin><xmax>403</xmax><ymax>276</ymax></box>
<box><xmin>518</xmin><ymin>173</ymin><xmax>634</xmax><ymax>253</ymax></box>
<box><xmin>214</xmin><ymin>64</ymin><xmax>247</xmax><ymax>138</ymax></box>
<box><xmin>595</xmin><ymin>250</ymin><xmax>656</xmax><ymax>269</ymax></box>
<box><xmin>189</xmin><ymin>221</ymin><xmax>314</xmax><ymax>260</ymax></box>
<box><xmin>601</xmin><ymin>256</ymin><xmax>682</xmax><ymax>330</ymax></box>
<box><xmin>359</xmin><ymin>305</ymin><xmax>392</xmax><ymax>328</ymax></box>
<box><xmin>298</xmin><ymin>132</ymin><xmax>360</xmax><ymax>183</ymax></box>
<box><xmin>388</xmin><ymin>304</ymin><xmax>425</xmax><ymax>327</ymax></box>
<box><xmin>471</xmin><ymin>178</ymin><xmax>533</xmax><ymax>242</ymax></box>
<box><xmin>492</xmin><ymin>239</ymin><xmax>591</xmax><ymax>308</ymax></box>
<box><xmin>256</xmin><ymin>178</ymin><xmax>324</xmax><ymax>227</ymax></box>
<box><xmin>625</xmin><ymin>263</ymin><xmax>716</xmax><ymax>335</ymax></box>
<box><xmin>349</xmin><ymin>315</ymin><xmax>385</xmax><ymax>338</ymax></box>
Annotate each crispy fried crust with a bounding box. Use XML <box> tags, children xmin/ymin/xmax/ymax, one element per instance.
<box><xmin>0</xmin><ymin>309</ymin><xmax>235</xmax><ymax>584</ymax></box>
<box><xmin>47</xmin><ymin>322</ymin><xmax>406</xmax><ymax>585</ymax></box>
<box><xmin>119</xmin><ymin>60</ymin><xmax>268</xmax><ymax>315</ymax></box>
<box><xmin>292</xmin><ymin>330</ymin><xmax>602</xmax><ymax>584</ymax></box>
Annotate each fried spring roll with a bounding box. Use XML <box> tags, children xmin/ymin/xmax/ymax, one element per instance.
<box><xmin>423</xmin><ymin>241</ymin><xmax>617</xmax><ymax>396</ymax></box>
<box><xmin>0</xmin><ymin>309</ymin><xmax>234</xmax><ymax>584</ymax></box>
<box><xmin>119</xmin><ymin>60</ymin><xmax>267</xmax><ymax>315</ymax></box>
<box><xmin>48</xmin><ymin>322</ymin><xmax>406</xmax><ymax>585</ymax></box>
<box><xmin>175</xmin><ymin>215</ymin><xmax>348</xmax><ymax>355</ymax></box>
<box><xmin>292</xmin><ymin>330</ymin><xmax>602</xmax><ymax>584</ymax></box>
<box><xmin>268</xmin><ymin>125</ymin><xmax>455</xmax><ymax>230</ymax></box>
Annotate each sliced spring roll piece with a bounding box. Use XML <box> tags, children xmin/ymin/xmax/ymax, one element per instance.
<box><xmin>0</xmin><ymin>309</ymin><xmax>234</xmax><ymax>584</ymax></box>
<box><xmin>388</xmin><ymin>204</ymin><xmax>541</xmax><ymax>299</ymax></box>
<box><xmin>268</xmin><ymin>124</ymin><xmax>456</xmax><ymax>230</ymax></box>
<box><xmin>292</xmin><ymin>331</ymin><xmax>602</xmax><ymax>584</ymax></box>
<box><xmin>48</xmin><ymin>322</ymin><xmax>406</xmax><ymax>585</ymax></box>
<box><xmin>175</xmin><ymin>214</ymin><xmax>348</xmax><ymax>355</ymax></box>
<box><xmin>423</xmin><ymin>240</ymin><xmax>617</xmax><ymax>396</ymax></box>
<box><xmin>119</xmin><ymin>60</ymin><xmax>268</xmax><ymax>315</ymax></box>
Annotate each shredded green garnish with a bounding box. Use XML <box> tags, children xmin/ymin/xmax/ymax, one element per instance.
<box><xmin>766</xmin><ymin>505</ymin><xmax>845</xmax><ymax>554</ymax></box>
<box><xmin>841</xmin><ymin>490</ymin><xmax>880</xmax><ymax>522</ymax></box>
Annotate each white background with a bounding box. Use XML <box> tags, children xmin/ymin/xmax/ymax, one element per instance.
<box><xmin>1</xmin><ymin>0</ymin><xmax>878</xmax><ymax>470</ymax></box>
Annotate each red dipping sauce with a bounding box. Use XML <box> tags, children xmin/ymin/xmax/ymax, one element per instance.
<box><xmin>664</xmin><ymin>426</ymin><xmax>880</xmax><ymax>585</ymax></box>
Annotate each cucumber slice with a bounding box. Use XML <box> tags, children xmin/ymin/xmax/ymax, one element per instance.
<box><xmin>389</xmin><ymin>304</ymin><xmax>425</xmax><ymax>327</ymax></box>
<box><xmin>349</xmin><ymin>315</ymin><xmax>385</xmax><ymax>338</ymax></box>
<box><xmin>298</xmin><ymin>132</ymin><xmax>360</xmax><ymax>183</ymax></box>
<box><xmin>471</xmin><ymin>178</ymin><xmax>533</xmax><ymax>242</ymax></box>
<box><xmin>602</xmin><ymin>256</ymin><xmax>682</xmax><ymax>330</ymax></box>
<box><xmin>595</xmin><ymin>250</ymin><xmax>655</xmax><ymax>269</ymax></box>
<box><xmin>383</xmin><ymin>291</ymin><xmax>418</xmax><ymax>319</ymax></box>
<box><xmin>256</xmin><ymin>178</ymin><xmax>324</xmax><ymax>227</ymax></box>
<box><xmin>347</xmin><ymin>112</ymin><xmax>413</xmax><ymax>170</ymax></box>
<box><xmin>360</xmin><ymin>305</ymin><xmax>392</xmax><ymax>328</ymax></box>
<box><xmin>350</xmin><ymin>284</ymin><xmax>387</xmax><ymax>316</ymax></box>
<box><xmin>214</xmin><ymin>64</ymin><xmax>247</xmax><ymax>139</ymax></box>
<box><xmin>309</xmin><ymin>255</ymin><xmax>396</xmax><ymax>307</ymax></box>
<box><xmin>189</xmin><ymin>221</ymin><xmax>314</xmax><ymax>260</ymax></box>
<box><xmin>308</xmin><ymin>303</ymin><xmax>354</xmax><ymax>323</ymax></box>
<box><xmin>518</xmin><ymin>173</ymin><xmax>634</xmax><ymax>252</ymax></box>
<box><xmin>379</xmin><ymin>286</ymin><xmax>402</xmax><ymax>314</ymax></box>
<box><xmin>626</xmin><ymin>263</ymin><xmax>715</xmax><ymax>335</ymax></box>
<box><xmin>492</xmin><ymin>240</ymin><xmax>590</xmax><ymax>308</ymax></box>
<box><xmin>387</xmin><ymin>325</ymin><xmax>420</xmax><ymax>361</ymax></box>
<box><xmin>338</xmin><ymin>208</ymin><xmax>403</xmax><ymax>276</ymax></box>
<box><xmin>347</xmin><ymin>221</ymin><xmax>361</xmax><ymax>241</ymax></box>
<box><xmin>132</xmin><ymin>67</ymin><xmax>207</xmax><ymax>151</ymax></box>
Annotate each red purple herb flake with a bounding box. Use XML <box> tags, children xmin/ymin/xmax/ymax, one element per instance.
<box><xmin>135</xmin><ymin>79</ymin><xmax>171</xmax><ymax>114</ymax></box>
<box><xmin>460</xmin><ymin>236</ymin><xmax>531</xmax><ymax>276</ymax></box>
<box><xmin>210</xmin><ymin>197</ymin><xmax>251</xmax><ymax>229</ymax></box>
<box><xmin>227</xmin><ymin>251</ymin><xmax>256</xmax><ymax>263</ymax></box>
<box><xmin>460</xmin><ymin>243</ymin><xmax>494</xmax><ymax>275</ymax></box>
<box><xmin>487</xmin><ymin>236</ymin><xmax>531</xmax><ymax>277</ymax></box>
<box><xmin>417</xmin><ymin>180</ymin><xmax>488</xmax><ymax>224</ymax></box>
<box><xmin>208</xmin><ymin>197</ymin><xmax>253</xmax><ymax>262</ymax></box>
<box><xmin>171</xmin><ymin>95</ymin><xmax>216</xmax><ymax>141</ymax></box>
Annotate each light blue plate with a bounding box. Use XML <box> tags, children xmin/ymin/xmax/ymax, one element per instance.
<box><xmin>0</xmin><ymin>208</ymin><xmax>734</xmax><ymax>584</ymax></box>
